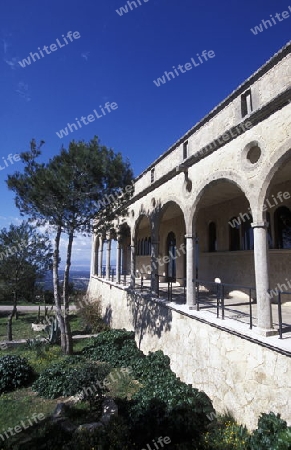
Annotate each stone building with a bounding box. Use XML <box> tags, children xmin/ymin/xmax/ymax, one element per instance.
<box><xmin>88</xmin><ymin>42</ymin><xmax>291</xmax><ymax>428</ymax></box>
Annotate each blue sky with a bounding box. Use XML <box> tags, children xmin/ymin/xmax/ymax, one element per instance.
<box><xmin>0</xmin><ymin>0</ymin><xmax>290</xmax><ymax>269</ymax></box>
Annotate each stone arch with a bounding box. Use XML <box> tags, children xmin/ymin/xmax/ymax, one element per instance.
<box><xmin>132</xmin><ymin>212</ymin><xmax>151</xmax><ymax>241</ymax></box>
<box><xmin>188</xmin><ymin>171</ymin><xmax>252</xmax><ymax>229</ymax></box>
<box><xmin>156</xmin><ymin>200</ymin><xmax>186</xmax><ymax>284</ymax></box>
<box><xmin>257</xmin><ymin>137</ymin><xmax>291</xmax><ymax>221</ymax></box>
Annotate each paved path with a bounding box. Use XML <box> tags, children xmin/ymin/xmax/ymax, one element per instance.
<box><xmin>0</xmin><ymin>305</ymin><xmax>76</xmax><ymax>311</ymax></box>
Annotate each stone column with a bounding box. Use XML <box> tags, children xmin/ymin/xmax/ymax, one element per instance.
<box><xmin>106</xmin><ymin>239</ymin><xmax>111</xmax><ymax>280</ymax></box>
<box><xmin>252</xmin><ymin>221</ymin><xmax>275</xmax><ymax>335</ymax></box>
<box><xmin>185</xmin><ymin>234</ymin><xmax>196</xmax><ymax>309</ymax></box>
<box><xmin>150</xmin><ymin>241</ymin><xmax>159</xmax><ymax>295</ymax></box>
<box><xmin>90</xmin><ymin>235</ymin><xmax>96</xmax><ymax>276</ymax></box>
<box><xmin>98</xmin><ymin>238</ymin><xmax>104</xmax><ymax>277</ymax></box>
<box><xmin>116</xmin><ymin>239</ymin><xmax>122</xmax><ymax>284</ymax></box>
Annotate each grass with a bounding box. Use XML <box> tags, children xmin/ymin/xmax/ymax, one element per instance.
<box><xmin>0</xmin><ymin>388</ymin><xmax>57</xmax><ymax>432</ymax></box>
<box><xmin>0</xmin><ymin>345</ymin><xmax>140</xmax><ymax>447</ymax></box>
<box><xmin>0</xmin><ymin>312</ymin><xmax>84</xmax><ymax>342</ymax></box>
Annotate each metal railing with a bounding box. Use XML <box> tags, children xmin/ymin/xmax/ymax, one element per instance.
<box><xmin>194</xmin><ymin>279</ymin><xmax>256</xmax><ymax>329</ymax></box>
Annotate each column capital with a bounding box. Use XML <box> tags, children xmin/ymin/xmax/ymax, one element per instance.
<box><xmin>251</xmin><ymin>221</ymin><xmax>268</xmax><ymax>229</ymax></box>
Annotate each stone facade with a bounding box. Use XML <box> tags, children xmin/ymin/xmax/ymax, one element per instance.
<box><xmin>88</xmin><ymin>278</ymin><xmax>291</xmax><ymax>430</ymax></box>
<box><xmin>88</xmin><ymin>42</ymin><xmax>291</xmax><ymax>428</ymax></box>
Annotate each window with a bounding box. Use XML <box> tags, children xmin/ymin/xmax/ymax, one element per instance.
<box><xmin>183</xmin><ymin>141</ymin><xmax>188</xmax><ymax>160</ymax></box>
<box><xmin>137</xmin><ymin>239</ymin><xmax>140</xmax><ymax>256</ymax></box>
<box><xmin>144</xmin><ymin>237</ymin><xmax>148</xmax><ymax>255</ymax></box>
<box><xmin>241</xmin><ymin>89</ymin><xmax>253</xmax><ymax>117</ymax></box>
<box><xmin>148</xmin><ymin>237</ymin><xmax>151</xmax><ymax>255</ymax></box>
<box><xmin>140</xmin><ymin>238</ymin><xmax>144</xmax><ymax>255</ymax></box>
<box><xmin>241</xmin><ymin>216</ymin><xmax>254</xmax><ymax>250</ymax></box>
<box><xmin>274</xmin><ymin>206</ymin><xmax>291</xmax><ymax>249</ymax></box>
<box><xmin>229</xmin><ymin>217</ymin><xmax>241</xmax><ymax>251</ymax></box>
<box><xmin>266</xmin><ymin>212</ymin><xmax>273</xmax><ymax>249</ymax></box>
<box><xmin>150</xmin><ymin>168</ymin><xmax>155</xmax><ymax>184</ymax></box>
<box><xmin>208</xmin><ymin>222</ymin><xmax>217</xmax><ymax>252</ymax></box>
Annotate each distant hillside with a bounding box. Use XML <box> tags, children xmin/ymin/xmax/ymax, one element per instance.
<box><xmin>40</xmin><ymin>269</ymin><xmax>90</xmax><ymax>291</ymax></box>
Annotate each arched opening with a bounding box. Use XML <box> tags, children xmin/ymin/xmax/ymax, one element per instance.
<box><xmin>118</xmin><ymin>223</ymin><xmax>131</xmax><ymax>278</ymax></box>
<box><xmin>135</xmin><ymin>214</ymin><xmax>151</xmax><ymax>279</ymax></box>
<box><xmin>193</xmin><ymin>178</ymin><xmax>253</xmax><ymax>286</ymax></box>
<box><xmin>157</xmin><ymin>201</ymin><xmax>186</xmax><ymax>285</ymax></box>
<box><xmin>261</xmin><ymin>149</ymin><xmax>291</xmax><ymax>289</ymax></box>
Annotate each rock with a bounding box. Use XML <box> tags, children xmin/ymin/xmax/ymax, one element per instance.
<box><xmin>50</xmin><ymin>417</ymin><xmax>77</xmax><ymax>433</ymax></box>
<box><xmin>75</xmin><ymin>422</ymin><xmax>104</xmax><ymax>433</ymax></box>
<box><xmin>100</xmin><ymin>398</ymin><xmax>118</xmax><ymax>424</ymax></box>
<box><xmin>52</xmin><ymin>402</ymin><xmax>69</xmax><ymax>418</ymax></box>
<box><xmin>31</xmin><ymin>323</ymin><xmax>47</xmax><ymax>332</ymax></box>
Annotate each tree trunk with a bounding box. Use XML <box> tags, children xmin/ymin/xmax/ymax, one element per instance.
<box><xmin>62</xmin><ymin>229</ymin><xmax>74</xmax><ymax>355</ymax></box>
<box><xmin>53</xmin><ymin>225</ymin><xmax>66</xmax><ymax>353</ymax></box>
<box><xmin>7</xmin><ymin>292</ymin><xmax>18</xmax><ymax>341</ymax></box>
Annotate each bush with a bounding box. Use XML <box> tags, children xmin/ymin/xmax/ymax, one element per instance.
<box><xmin>201</xmin><ymin>414</ymin><xmax>250</xmax><ymax>450</ymax></box>
<box><xmin>82</xmin><ymin>328</ymin><xmax>143</xmax><ymax>368</ymax></box>
<box><xmin>0</xmin><ymin>355</ymin><xmax>35</xmax><ymax>393</ymax></box>
<box><xmin>32</xmin><ymin>355</ymin><xmax>111</xmax><ymax>399</ymax></box>
<box><xmin>75</xmin><ymin>295</ymin><xmax>109</xmax><ymax>333</ymax></box>
<box><xmin>83</xmin><ymin>329</ymin><xmax>214</xmax><ymax>448</ymax></box>
<box><xmin>250</xmin><ymin>412</ymin><xmax>291</xmax><ymax>450</ymax></box>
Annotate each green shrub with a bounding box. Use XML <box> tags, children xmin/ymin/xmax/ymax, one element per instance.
<box><xmin>82</xmin><ymin>328</ymin><xmax>143</xmax><ymax>368</ymax></box>
<box><xmin>82</xmin><ymin>329</ymin><xmax>214</xmax><ymax>448</ymax></box>
<box><xmin>0</xmin><ymin>355</ymin><xmax>35</xmax><ymax>393</ymax></box>
<box><xmin>201</xmin><ymin>415</ymin><xmax>250</xmax><ymax>449</ymax></box>
<box><xmin>32</xmin><ymin>355</ymin><xmax>111</xmax><ymax>399</ymax></box>
<box><xmin>250</xmin><ymin>412</ymin><xmax>291</xmax><ymax>450</ymax></box>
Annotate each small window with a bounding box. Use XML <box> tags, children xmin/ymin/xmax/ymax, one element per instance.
<box><xmin>229</xmin><ymin>217</ymin><xmax>241</xmax><ymax>251</ymax></box>
<box><xmin>150</xmin><ymin>168</ymin><xmax>155</xmax><ymax>184</ymax></box>
<box><xmin>183</xmin><ymin>141</ymin><xmax>188</xmax><ymax>160</ymax></box>
<box><xmin>208</xmin><ymin>222</ymin><xmax>217</xmax><ymax>252</ymax></box>
<box><xmin>241</xmin><ymin>90</ymin><xmax>253</xmax><ymax>117</ymax></box>
<box><xmin>274</xmin><ymin>206</ymin><xmax>291</xmax><ymax>249</ymax></box>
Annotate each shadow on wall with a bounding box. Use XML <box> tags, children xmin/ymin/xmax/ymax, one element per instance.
<box><xmin>126</xmin><ymin>289</ymin><xmax>172</xmax><ymax>349</ymax></box>
<box><xmin>104</xmin><ymin>304</ymin><xmax>113</xmax><ymax>327</ymax></box>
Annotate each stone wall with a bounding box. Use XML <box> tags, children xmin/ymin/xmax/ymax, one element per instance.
<box><xmin>88</xmin><ymin>276</ymin><xmax>291</xmax><ymax>430</ymax></box>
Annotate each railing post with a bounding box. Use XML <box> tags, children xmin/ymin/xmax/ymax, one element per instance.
<box><xmin>156</xmin><ymin>274</ymin><xmax>159</xmax><ymax>298</ymax></box>
<box><xmin>216</xmin><ymin>283</ymin><xmax>220</xmax><ymax>318</ymax></box>
<box><xmin>278</xmin><ymin>292</ymin><xmax>283</xmax><ymax>339</ymax></box>
<box><xmin>196</xmin><ymin>280</ymin><xmax>200</xmax><ymax>311</ymax></box>
<box><xmin>221</xmin><ymin>284</ymin><xmax>225</xmax><ymax>320</ymax></box>
<box><xmin>249</xmin><ymin>288</ymin><xmax>253</xmax><ymax>329</ymax></box>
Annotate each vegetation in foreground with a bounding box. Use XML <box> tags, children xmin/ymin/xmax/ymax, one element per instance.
<box><xmin>0</xmin><ymin>328</ymin><xmax>290</xmax><ymax>449</ymax></box>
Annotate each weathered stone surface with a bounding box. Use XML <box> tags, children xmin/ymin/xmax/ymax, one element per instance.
<box><xmin>88</xmin><ymin>279</ymin><xmax>291</xmax><ymax>430</ymax></box>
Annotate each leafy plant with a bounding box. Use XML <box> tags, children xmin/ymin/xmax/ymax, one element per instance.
<box><xmin>250</xmin><ymin>412</ymin><xmax>291</xmax><ymax>450</ymax></box>
<box><xmin>0</xmin><ymin>355</ymin><xmax>35</xmax><ymax>393</ymax></box>
<box><xmin>25</xmin><ymin>337</ymin><xmax>50</xmax><ymax>358</ymax></box>
<box><xmin>32</xmin><ymin>355</ymin><xmax>111</xmax><ymax>399</ymax></box>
